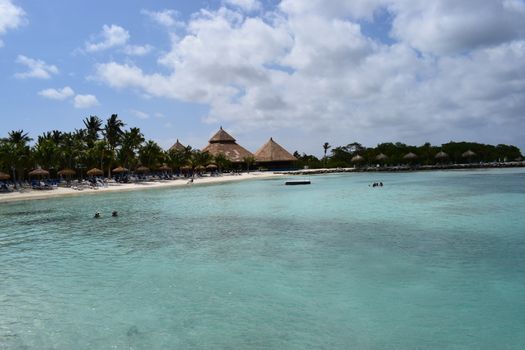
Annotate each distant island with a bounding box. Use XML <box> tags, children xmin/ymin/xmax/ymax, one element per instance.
<box><xmin>1</xmin><ymin>114</ymin><xmax>523</xmax><ymax>183</ymax></box>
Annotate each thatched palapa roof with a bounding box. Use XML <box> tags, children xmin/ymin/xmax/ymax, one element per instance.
<box><xmin>169</xmin><ymin>139</ymin><xmax>186</xmax><ymax>152</ymax></box>
<box><xmin>375</xmin><ymin>153</ymin><xmax>388</xmax><ymax>161</ymax></box>
<box><xmin>403</xmin><ymin>152</ymin><xmax>418</xmax><ymax>160</ymax></box>
<box><xmin>351</xmin><ymin>154</ymin><xmax>364</xmax><ymax>163</ymax></box>
<box><xmin>435</xmin><ymin>151</ymin><xmax>449</xmax><ymax>159</ymax></box>
<box><xmin>202</xmin><ymin>127</ymin><xmax>253</xmax><ymax>163</ymax></box>
<box><xmin>254</xmin><ymin>138</ymin><xmax>296</xmax><ymax>163</ymax></box>
<box><xmin>0</xmin><ymin>171</ymin><xmax>10</xmax><ymax>180</ymax></box>
<box><xmin>28</xmin><ymin>167</ymin><xmax>50</xmax><ymax>177</ymax></box>
<box><xmin>462</xmin><ymin>150</ymin><xmax>476</xmax><ymax>158</ymax></box>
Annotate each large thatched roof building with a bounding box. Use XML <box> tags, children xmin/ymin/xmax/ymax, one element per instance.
<box><xmin>169</xmin><ymin>139</ymin><xmax>186</xmax><ymax>152</ymax></box>
<box><xmin>254</xmin><ymin>137</ymin><xmax>297</xmax><ymax>170</ymax></box>
<box><xmin>202</xmin><ymin>127</ymin><xmax>253</xmax><ymax>163</ymax></box>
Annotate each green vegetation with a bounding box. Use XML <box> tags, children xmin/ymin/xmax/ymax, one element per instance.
<box><xmin>0</xmin><ymin>115</ymin><xmax>227</xmax><ymax>180</ymax></box>
<box><xmin>1</xmin><ymin>115</ymin><xmax>523</xmax><ymax>179</ymax></box>
<box><xmin>294</xmin><ymin>141</ymin><xmax>523</xmax><ymax>169</ymax></box>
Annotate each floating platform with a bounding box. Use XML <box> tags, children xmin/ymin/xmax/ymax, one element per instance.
<box><xmin>285</xmin><ymin>180</ymin><xmax>311</xmax><ymax>185</ymax></box>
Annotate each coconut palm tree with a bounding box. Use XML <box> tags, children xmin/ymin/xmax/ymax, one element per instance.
<box><xmin>2</xmin><ymin>130</ymin><xmax>33</xmax><ymax>183</ymax></box>
<box><xmin>119</xmin><ymin>127</ymin><xmax>145</xmax><ymax>169</ymax></box>
<box><xmin>83</xmin><ymin>116</ymin><xmax>102</xmax><ymax>147</ymax></box>
<box><xmin>323</xmin><ymin>142</ymin><xmax>331</xmax><ymax>166</ymax></box>
<box><xmin>103</xmin><ymin>114</ymin><xmax>125</xmax><ymax>176</ymax></box>
<box><xmin>139</xmin><ymin>140</ymin><xmax>163</xmax><ymax>169</ymax></box>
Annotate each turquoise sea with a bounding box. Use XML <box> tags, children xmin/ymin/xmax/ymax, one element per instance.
<box><xmin>1</xmin><ymin>169</ymin><xmax>525</xmax><ymax>349</ymax></box>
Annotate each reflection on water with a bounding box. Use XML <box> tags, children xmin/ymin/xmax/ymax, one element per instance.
<box><xmin>1</xmin><ymin>169</ymin><xmax>525</xmax><ymax>349</ymax></box>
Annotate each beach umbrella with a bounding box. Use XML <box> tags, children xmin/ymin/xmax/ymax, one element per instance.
<box><xmin>28</xmin><ymin>167</ymin><xmax>50</xmax><ymax>177</ymax></box>
<box><xmin>403</xmin><ymin>152</ymin><xmax>418</xmax><ymax>160</ymax></box>
<box><xmin>57</xmin><ymin>168</ymin><xmax>76</xmax><ymax>176</ymax></box>
<box><xmin>158</xmin><ymin>164</ymin><xmax>172</xmax><ymax>171</ymax></box>
<box><xmin>351</xmin><ymin>155</ymin><xmax>365</xmax><ymax>163</ymax></box>
<box><xmin>180</xmin><ymin>165</ymin><xmax>191</xmax><ymax>171</ymax></box>
<box><xmin>135</xmin><ymin>166</ymin><xmax>150</xmax><ymax>173</ymax></box>
<box><xmin>195</xmin><ymin>165</ymin><xmax>206</xmax><ymax>172</ymax></box>
<box><xmin>375</xmin><ymin>153</ymin><xmax>388</xmax><ymax>161</ymax></box>
<box><xmin>87</xmin><ymin>168</ymin><xmax>104</xmax><ymax>176</ymax></box>
<box><xmin>435</xmin><ymin>151</ymin><xmax>449</xmax><ymax>159</ymax></box>
<box><xmin>206</xmin><ymin>163</ymin><xmax>218</xmax><ymax>170</ymax></box>
<box><xmin>0</xmin><ymin>171</ymin><xmax>10</xmax><ymax>180</ymax></box>
<box><xmin>462</xmin><ymin>150</ymin><xmax>476</xmax><ymax>158</ymax></box>
<box><xmin>112</xmin><ymin>166</ymin><xmax>129</xmax><ymax>173</ymax></box>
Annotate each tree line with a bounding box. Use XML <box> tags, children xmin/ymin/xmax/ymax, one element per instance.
<box><xmin>293</xmin><ymin>141</ymin><xmax>523</xmax><ymax>169</ymax></box>
<box><xmin>0</xmin><ymin>115</ymin><xmax>235</xmax><ymax>182</ymax></box>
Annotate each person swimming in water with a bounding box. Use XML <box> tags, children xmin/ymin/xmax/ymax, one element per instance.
<box><xmin>94</xmin><ymin>212</ymin><xmax>101</xmax><ymax>218</ymax></box>
<box><xmin>112</xmin><ymin>211</ymin><xmax>118</xmax><ymax>217</ymax></box>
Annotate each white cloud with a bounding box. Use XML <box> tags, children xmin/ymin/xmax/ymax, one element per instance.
<box><xmin>15</xmin><ymin>55</ymin><xmax>58</xmax><ymax>79</ymax></box>
<box><xmin>141</xmin><ymin>9</ymin><xmax>183</xmax><ymax>27</ymax></box>
<box><xmin>74</xmin><ymin>94</ymin><xmax>99</xmax><ymax>109</ymax></box>
<box><xmin>123</xmin><ymin>44</ymin><xmax>153</xmax><ymax>56</ymax></box>
<box><xmin>224</xmin><ymin>0</ymin><xmax>262</xmax><ymax>12</ymax></box>
<box><xmin>38</xmin><ymin>86</ymin><xmax>75</xmax><ymax>100</ymax></box>
<box><xmin>0</xmin><ymin>0</ymin><xmax>26</xmax><ymax>47</ymax></box>
<box><xmin>389</xmin><ymin>0</ymin><xmax>525</xmax><ymax>54</ymax></box>
<box><xmin>85</xmin><ymin>24</ymin><xmax>129</xmax><ymax>52</ymax></box>
<box><xmin>94</xmin><ymin>2</ymin><xmax>525</xmax><ymax>153</ymax></box>
<box><xmin>129</xmin><ymin>109</ymin><xmax>150</xmax><ymax>119</ymax></box>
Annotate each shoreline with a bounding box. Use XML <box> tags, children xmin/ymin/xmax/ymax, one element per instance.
<box><xmin>0</xmin><ymin>172</ymin><xmax>285</xmax><ymax>204</ymax></box>
<box><xmin>277</xmin><ymin>161</ymin><xmax>525</xmax><ymax>175</ymax></box>
<box><xmin>2</xmin><ymin>162</ymin><xmax>524</xmax><ymax>204</ymax></box>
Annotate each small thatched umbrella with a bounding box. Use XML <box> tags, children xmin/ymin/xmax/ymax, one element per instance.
<box><xmin>351</xmin><ymin>155</ymin><xmax>365</xmax><ymax>163</ymax></box>
<box><xmin>28</xmin><ymin>167</ymin><xmax>50</xmax><ymax>177</ymax></box>
<box><xmin>58</xmin><ymin>168</ymin><xmax>76</xmax><ymax>177</ymax></box>
<box><xmin>195</xmin><ymin>165</ymin><xmax>206</xmax><ymax>172</ymax></box>
<box><xmin>206</xmin><ymin>163</ymin><xmax>218</xmax><ymax>171</ymax></box>
<box><xmin>87</xmin><ymin>168</ymin><xmax>104</xmax><ymax>176</ymax></box>
<box><xmin>112</xmin><ymin>166</ymin><xmax>129</xmax><ymax>174</ymax></box>
<box><xmin>0</xmin><ymin>171</ymin><xmax>10</xmax><ymax>180</ymax></box>
<box><xmin>180</xmin><ymin>165</ymin><xmax>191</xmax><ymax>172</ymax></box>
<box><xmin>135</xmin><ymin>166</ymin><xmax>150</xmax><ymax>173</ymax></box>
<box><xmin>375</xmin><ymin>153</ymin><xmax>388</xmax><ymax>161</ymax></box>
<box><xmin>435</xmin><ymin>151</ymin><xmax>449</xmax><ymax>160</ymax></box>
<box><xmin>403</xmin><ymin>152</ymin><xmax>418</xmax><ymax>160</ymax></box>
<box><xmin>158</xmin><ymin>164</ymin><xmax>172</xmax><ymax>172</ymax></box>
<box><xmin>462</xmin><ymin>150</ymin><xmax>476</xmax><ymax>158</ymax></box>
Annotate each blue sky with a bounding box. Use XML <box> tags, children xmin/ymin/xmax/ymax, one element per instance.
<box><xmin>1</xmin><ymin>0</ymin><xmax>525</xmax><ymax>155</ymax></box>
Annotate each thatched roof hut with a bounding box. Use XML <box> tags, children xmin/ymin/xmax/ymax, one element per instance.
<box><xmin>57</xmin><ymin>168</ymin><xmax>76</xmax><ymax>176</ymax></box>
<box><xmin>254</xmin><ymin>138</ymin><xmax>296</xmax><ymax>163</ymax></box>
<box><xmin>403</xmin><ymin>152</ymin><xmax>418</xmax><ymax>160</ymax></box>
<box><xmin>169</xmin><ymin>139</ymin><xmax>186</xmax><ymax>152</ymax></box>
<box><xmin>135</xmin><ymin>166</ymin><xmax>150</xmax><ymax>173</ymax></box>
<box><xmin>202</xmin><ymin>127</ymin><xmax>253</xmax><ymax>163</ymax></box>
<box><xmin>462</xmin><ymin>150</ymin><xmax>476</xmax><ymax>158</ymax></box>
<box><xmin>0</xmin><ymin>171</ymin><xmax>10</xmax><ymax>180</ymax></box>
<box><xmin>435</xmin><ymin>151</ymin><xmax>449</xmax><ymax>159</ymax></box>
<box><xmin>375</xmin><ymin>153</ymin><xmax>388</xmax><ymax>161</ymax></box>
<box><xmin>158</xmin><ymin>164</ymin><xmax>172</xmax><ymax>171</ymax></box>
<box><xmin>112</xmin><ymin>166</ymin><xmax>129</xmax><ymax>173</ymax></box>
<box><xmin>351</xmin><ymin>155</ymin><xmax>365</xmax><ymax>163</ymax></box>
<box><xmin>28</xmin><ymin>168</ymin><xmax>50</xmax><ymax>177</ymax></box>
<box><xmin>87</xmin><ymin>168</ymin><xmax>103</xmax><ymax>176</ymax></box>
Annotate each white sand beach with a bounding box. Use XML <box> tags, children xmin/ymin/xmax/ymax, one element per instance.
<box><xmin>0</xmin><ymin>172</ymin><xmax>284</xmax><ymax>203</ymax></box>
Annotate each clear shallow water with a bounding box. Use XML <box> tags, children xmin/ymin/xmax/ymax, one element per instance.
<box><xmin>1</xmin><ymin>169</ymin><xmax>525</xmax><ymax>349</ymax></box>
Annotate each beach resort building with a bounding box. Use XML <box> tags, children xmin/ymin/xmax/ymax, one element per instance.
<box><xmin>202</xmin><ymin>127</ymin><xmax>254</xmax><ymax>163</ymax></box>
<box><xmin>169</xmin><ymin>139</ymin><xmax>186</xmax><ymax>152</ymax></box>
<box><xmin>254</xmin><ymin>137</ymin><xmax>297</xmax><ymax>170</ymax></box>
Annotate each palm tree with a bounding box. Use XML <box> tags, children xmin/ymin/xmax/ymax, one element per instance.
<box><xmin>168</xmin><ymin>146</ymin><xmax>192</xmax><ymax>173</ymax></box>
<box><xmin>103</xmin><ymin>114</ymin><xmax>125</xmax><ymax>176</ymax></box>
<box><xmin>323</xmin><ymin>142</ymin><xmax>331</xmax><ymax>166</ymax></box>
<box><xmin>139</xmin><ymin>140</ymin><xmax>163</xmax><ymax>169</ymax></box>
<box><xmin>83</xmin><ymin>116</ymin><xmax>102</xmax><ymax>147</ymax></box>
<box><xmin>3</xmin><ymin>130</ymin><xmax>33</xmax><ymax>183</ymax></box>
<box><xmin>243</xmin><ymin>156</ymin><xmax>256</xmax><ymax>172</ymax></box>
<box><xmin>119</xmin><ymin>127</ymin><xmax>144</xmax><ymax>169</ymax></box>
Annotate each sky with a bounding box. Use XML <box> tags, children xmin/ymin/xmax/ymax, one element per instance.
<box><xmin>1</xmin><ymin>0</ymin><xmax>524</xmax><ymax>156</ymax></box>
